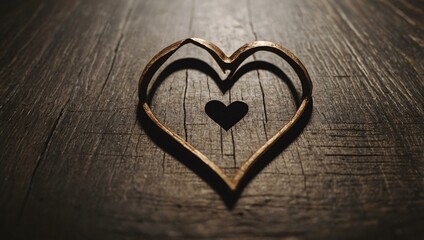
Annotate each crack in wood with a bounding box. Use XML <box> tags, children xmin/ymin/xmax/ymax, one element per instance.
<box><xmin>18</xmin><ymin>98</ymin><xmax>70</xmax><ymax>222</ymax></box>
<box><xmin>97</xmin><ymin>0</ymin><xmax>134</xmax><ymax>99</ymax></box>
<box><xmin>183</xmin><ymin>70</ymin><xmax>189</xmax><ymax>141</ymax></box>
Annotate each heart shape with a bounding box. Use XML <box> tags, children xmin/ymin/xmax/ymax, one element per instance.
<box><xmin>138</xmin><ymin>38</ymin><xmax>312</xmax><ymax>190</ymax></box>
<box><xmin>205</xmin><ymin>100</ymin><xmax>248</xmax><ymax>131</ymax></box>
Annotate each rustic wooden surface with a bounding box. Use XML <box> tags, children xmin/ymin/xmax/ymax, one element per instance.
<box><xmin>1</xmin><ymin>0</ymin><xmax>423</xmax><ymax>239</ymax></box>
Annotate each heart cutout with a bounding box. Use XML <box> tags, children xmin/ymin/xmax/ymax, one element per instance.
<box><xmin>205</xmin><ymin>100</ymin><xmax>248</xmax><ymax>131</ymax></box>
<box><xmin>138</xmin><ymin>38</ymin><xmax>313</xmax><ymax>190</ymax></box>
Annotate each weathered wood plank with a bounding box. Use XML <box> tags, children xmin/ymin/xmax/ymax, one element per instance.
<box><xmin>0</xmin><ymin>0</ymin><xmax>422</xmax><ymax>239</ymax></box>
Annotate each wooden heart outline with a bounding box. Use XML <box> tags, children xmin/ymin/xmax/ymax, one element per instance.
<box><xmin>138</xmin><ymin>38</ymin><xmax>313</xmax><ymax>191</ymax></box>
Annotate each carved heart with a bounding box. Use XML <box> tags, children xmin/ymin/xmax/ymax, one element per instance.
<box><xmin>138</xmin><ymin>38</ymin><xmax>312</xmax><ymax>190</ymax></box>
<box><xmin>205</xmin><ymin>100</ymin><xmax>248</xmax><ymax>131</ymax></box>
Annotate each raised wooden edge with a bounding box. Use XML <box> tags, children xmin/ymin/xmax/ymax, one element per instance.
<box><xmin>138</xmin><ymin>38</ymin><xmax>313</xmax><ymax>190</ymax></box>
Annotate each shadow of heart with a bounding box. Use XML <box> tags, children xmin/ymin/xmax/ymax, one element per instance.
<box><xmin>146</xmin><ymin>58</ymin><xmax>300</xmax><ymax>107</ymax></box>
<box><xmin>137</xmin><ymin>58</ymin><xmax>312</xmax><ymax>208</ymax></box>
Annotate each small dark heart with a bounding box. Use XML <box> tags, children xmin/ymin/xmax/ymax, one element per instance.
<box><xmin>205</xmin><ymin>100</ymin><xmax>248</xmax><ymax>131</ymax></box>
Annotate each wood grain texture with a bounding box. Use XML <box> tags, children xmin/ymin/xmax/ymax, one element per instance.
<box><xmin>0</xmin><ymin>0</ymin><xmax>423</xmax><ymax>239</ymax></box>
